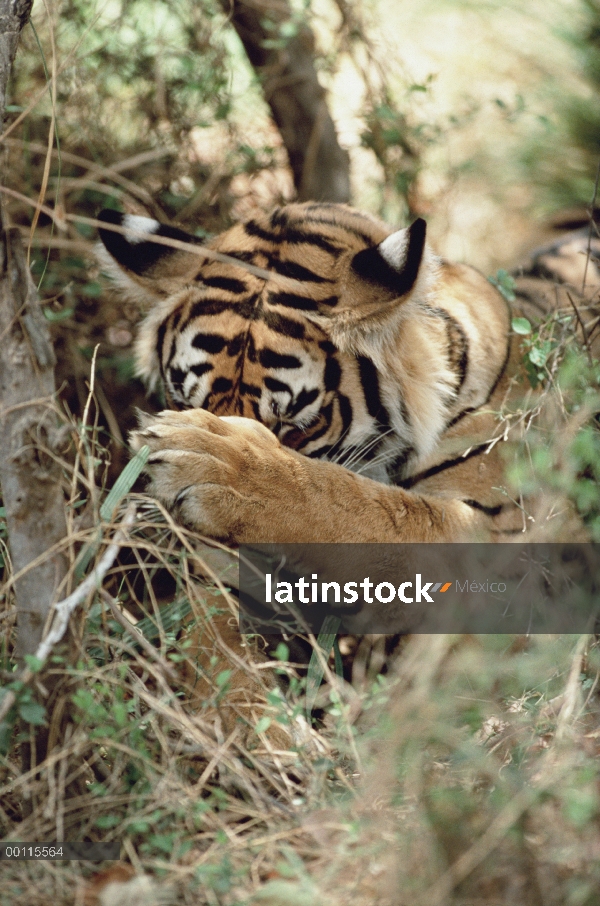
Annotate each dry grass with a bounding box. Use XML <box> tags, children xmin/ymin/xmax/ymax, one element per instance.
<box><xmin>1</xmin><ymin>334</ymin><xmax>600</xmax><ymax>906</ymax></box>
<box><xmin>2</xmin><ymin>2</ymin><xmax>600</xmax><ymax>904</ymax></box>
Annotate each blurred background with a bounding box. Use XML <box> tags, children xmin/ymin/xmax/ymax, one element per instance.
<box><xmin>7</xmin><ymin>0</ymin><xmax>600</xmax><ymax>459</ymax></box>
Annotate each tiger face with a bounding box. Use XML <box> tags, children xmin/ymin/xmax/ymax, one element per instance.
<box><xmin>98</xmin><ymin>203</ymin><xmax>509</xmax><ymax>486</ymax></box>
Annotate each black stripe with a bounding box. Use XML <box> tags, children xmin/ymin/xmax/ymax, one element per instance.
<box><xmin>166</xmin><ymin>334</ymin><xmax>177</xmax><ymax>368</ymax></box>
<box><xmin>259</xmin><ymin>348</ymin><xmax>302</xmax><ymax>369</ymax></box>
<box><xmin>425</xmin><ymin>306</ymin><xmax>469</xmax><ymax>392</ymax></box>
<box><xmin>446</xmin><ymin>407</ymin><xmax>476</xmax><ymax>431</ymax></box>
<box><xmin>190</xmin><ymin>362</ymin><xmax>213</xmax><ymax>377</ymax></box>
<box><xmin>389</xmin><ymin>446</ymin><xmax>415</xmax><ymax>483</ymax></box>
<box><xmin>187</xmin><ymin>296</ymin><xmax>257</xmax><ymax>321</ymax></box>
<box><xmin>240</xmin><ymin>382</ymin><xmax>261</xmax><ymax>398</ymax></box>
<box><xmin>301</xmin><ymin>402</ymin><xmax>334</xmax><ymax>448</ymax></box>
<box><xmin>268</xmin><ymin>290</ymin><xmax>319</xmax><ymax>311</ymax></box>
<box><xmin>226</xmin><ymin>334</ymin><xmax>245</xmax><ymax>358</ymax></box>
<box><xmin>191</xmin><ymin>333</ymin><xmax>227</xmax><ymax>353</ymax></box>
<box><xmin>301</xmin><ymin>204</ymin><xmax>377</xmax><ymax>243</ymax></box>
<box><xmin>156</xmin><ymin>320</ymin><xmax>167</xmax><ymax>377</ymax></box>
<box><xmin>284</xmin><ymin>228</ymin><xmax>342</xmax><ymax>255</ymax></box>
<box><xmin>267</xmin><ymin>256</ymin><xmax>330</xmax><ymax>283</ymax></box>
<box><xmin>270</xmin><ymin>208</ymin><xmax>288</xmax><ymax>229</ymax></box>
<box><xmin>319</xmin><ymin>339</ymin><xmax>337</xmax><ymax>354</ymax></box>
<box><xmin>337</xmin><ymin>394</ymin><xmax>353</xmax><ymax>437</ymax></box>
<box><xmin>399</xmin><ymin>442</ymin><xmax>490</xmax><ymax>489</ymax></box>
<box><xmin>264</xmin><ymin>376</ymin><xmax>291</xmax><ymax>394</ymax></box>
<box><xmin>168</xmin><ymin>367</ymin><xmax>186</xmax><ymax>393</ymax></box>
<box><xmin>244</xmin><ymin>219</ymin><xmax>278</xmax><ymax>242</ymax></box>
<box><xmin>357</xmin><ymin>356</ymin><xmax>390</xmax><ymax>427</ymax></box>
<box><xmin>444</xmin><ymin>308</ymin><xmax>511</xmax><ymax>431</ymax></box>
<box><xmin>324</xmin><ymin>356</ymin><xmax>341</xmax><ymax>392</ymax></box>
<box><xmin>462</xmin><ymin>498</ymin><xmax>503</xmax><ymax>517</ymax></box>
<box><xmin>262</xmin><ymin>309</ymin><xmax>305</xmax><ymax>339</ymax></box>
<box><xmin>186</xmin><ymin>299</ymin><xmax>230</xmax><ymax>318</ymax></box>
<box><xmin>481</xmin><ymin>326</ymin><xmax>511</xmax><ymax>405</ymax></box>
<box><xmin>288</xmin><ymin>387</ymin><xmax>320</xmax><ymax>417</ymax></box>
<box><xmin>317</xmin><ymin>416</ymin><xmax>362</xmax><ymax>460</ymax></box>
<box><xmin>212</xmin><ymin>377</ymin><xmax>233</xmax><ymax>394</ymax></box>
<box><xmin>201</xmin><ymin>276</ymin><xmax>248</xmax><ymax>293</ymax></box>
<box><xmin>171</xmin><ymin>308</ymin><xmax>183</xmax><ymax>332</ymax></box>
<box><xmin>246</xmin><ymin>333</ymin><xmax>257</xmax><ymax>363</ymax></box>
<box><xmin>212</xmin><ymin>249</ymin><xmax>257</xmax><ymax>265</ymax></box>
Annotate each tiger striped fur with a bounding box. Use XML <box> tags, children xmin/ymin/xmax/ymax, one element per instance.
<box><xmin>97</xmin><ymin>203</ymin><xmax>586</xmax><ymax>545</ymax></box>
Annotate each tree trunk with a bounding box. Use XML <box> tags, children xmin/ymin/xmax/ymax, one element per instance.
<box><xmin>0</xmin><ymin>229</ymin><xmax>69</xmax><ymax>663</ymax></box>
<box><xmin>0</xmin><ymin>0</ymin><xmax>32</xmax><ymax>116</ymax></box>
<box><xmin>0</xmin><ymin>0</ymin><xmax>68</xmax><ymax>664</ymax></box>
<box><xmin>224</xmin><ymin>0</ymin><xmax>351</xmax><ymax>203</ymax></box>
<box><xmin>0</xmin><ymin>2</ymin><xmax>73</xmax><ymax>779</ymax></box>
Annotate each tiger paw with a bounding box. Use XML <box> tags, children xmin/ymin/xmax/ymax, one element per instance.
<box><xmin>130</xmin><ymin>409</ymin><xmax>308</xmax><ymax>543</ymax></box>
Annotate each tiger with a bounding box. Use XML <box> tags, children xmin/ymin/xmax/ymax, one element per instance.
<box><xmin>94</xmin><ymin>201</ymin><xmax>600</xmax><ymax>741</ymax></box>
<box><xmin>97</xmin><ymin>201</ymin><xmax>548</xmax><ymax>546</ymax></box>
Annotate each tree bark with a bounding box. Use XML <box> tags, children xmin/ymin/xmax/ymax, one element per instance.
<box><xmin>0</xmin><ymin>3</ymin><xmax>73</xmax><ymax>780</ymax></box>
<box><xmin>0</xmin><ymin>0</ymin><xmax>31</xmax><ymax>116</ymax></box>
<box><xmin>0</xmin><ymin>0</ymin><xmax>68</xmax><ymax>662</ymax></box>
<box><xmin>223</xmin><ymin>0</ymin><xmax>351</xmax><ymax>203</ymax></box>
<box><xmin>0</xmin><ymin>229</ymin><xmax>69</xmax><ymax>663</ymax></box>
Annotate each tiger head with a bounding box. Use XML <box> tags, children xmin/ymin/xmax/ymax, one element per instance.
<box><xmin>98</xmin><ymin>203</ymin><xmax>508</xmax><ymax>483</ymax></box>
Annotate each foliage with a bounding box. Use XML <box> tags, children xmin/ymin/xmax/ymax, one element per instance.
<box><xmin>2</xmin><ymin>1</ymin><xmax>600</xmax><ymax>904</ymax></box>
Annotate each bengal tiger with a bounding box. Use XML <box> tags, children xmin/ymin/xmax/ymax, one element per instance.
<box><xmin>96</xmin><ymin>202</ymin><xmax>596</xmax><ymax>546</ymax></box>
<box><xmin>83</xmin><ymin>206</ymin><xmax>600</xmax><ymax>905</ymax></box>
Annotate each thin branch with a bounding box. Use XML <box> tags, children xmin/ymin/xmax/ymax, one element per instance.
<box><xmin>0</xmin><ymin>505</ymin><xmax>136</xmax><ymax>724</ymax></box>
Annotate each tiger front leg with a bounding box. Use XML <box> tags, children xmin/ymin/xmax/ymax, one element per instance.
<box><xmin>130</xmin><ymin>409</ymin><xmax>485</xmax><ymax>544</ymax></box>
<box><xmin>130</xmin><ymin>409</ymin><xmax>313</xmax><ymax>543</ymax></box>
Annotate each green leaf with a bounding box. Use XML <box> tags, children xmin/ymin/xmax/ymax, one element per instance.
<box><xmin>512</xmin><ymin>317</ymin><xmax>532</xmax><ymax>335</ymax></box>
<box><xmin>95</xmin><ymin>814</ymin><xmax>121</xmax><ymax>829</ymax></box>
<box><xmin>272</xmin><ymin>642</ymin><xmax>289</xmax><ymax>662</ymax></box>
<box><xmin>562</xmin><ymin>787</ymin><xmax>598</xmax><ymax>827</ymax></box>
<box><xmin>489</xmin><ymin>269</ymin><xmax>517</xmax><ymax>302</ymax></box>
<box><xmin>43</xmin><ymin>306</ymin><xmax>74</xmax><ymax>323</ymax></box>
<box><xmin>528</xmin><ymin>346</ymin><xmax>548</xmax><ymax>367</ymax></box>
<box><xmin>18</xmin><ymin>701</ymin><xmax>46</xmax><ymax>726</ymax></box>
<box><xmin>216</xmin><ymin>669</ymin><xmax>232</xmax><ymax>689</ymax></box>
<box><xmin>255</xmin><ymin>716</ymin><xmax>272</xmax><ymax>734</ymax></box>
<box><xmin>23</xmin><ymin>655</ymin><xmax>44</xmax><ymax>673</ymax></box>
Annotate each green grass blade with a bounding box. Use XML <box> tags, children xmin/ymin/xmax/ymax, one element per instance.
<box><xmin>75</xmin><ymin>445</ymin><xmax>150</xmax><ymax>580</ymax></box>
<box><xmin>305</xmin><ymin>615</ymin><xmax>341</xmax><ymax>718</ymax></box>
<box><xmin>100</xmin><ymin>445</ymin><xmax>149</xmax><ymax>521</ymax></box>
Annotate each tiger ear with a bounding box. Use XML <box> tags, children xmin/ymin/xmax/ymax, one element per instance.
<box><xmin>96</xmin><ymin>209</ymin><xmax>201</xmax><ymax>299</ymax></box>
<box><xmin>349</xmin><ymin>217</ymin><xmax>427</xmax><ymax>296</ymax></box>
<box><xmin>305</xmin><ymin>218</ymin><xmax>434</xmax><ymax>353</ymax></box>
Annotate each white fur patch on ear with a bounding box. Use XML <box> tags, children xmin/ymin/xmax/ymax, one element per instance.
<box><xmin>378</xmin><ymin>227</ymin><xmax>410</xmax><ymax>272</ymax></box>
<box><xmin>122</xmin><ymin>214</ymin><xmax>161</xmax><ymax>244</ymax></box>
